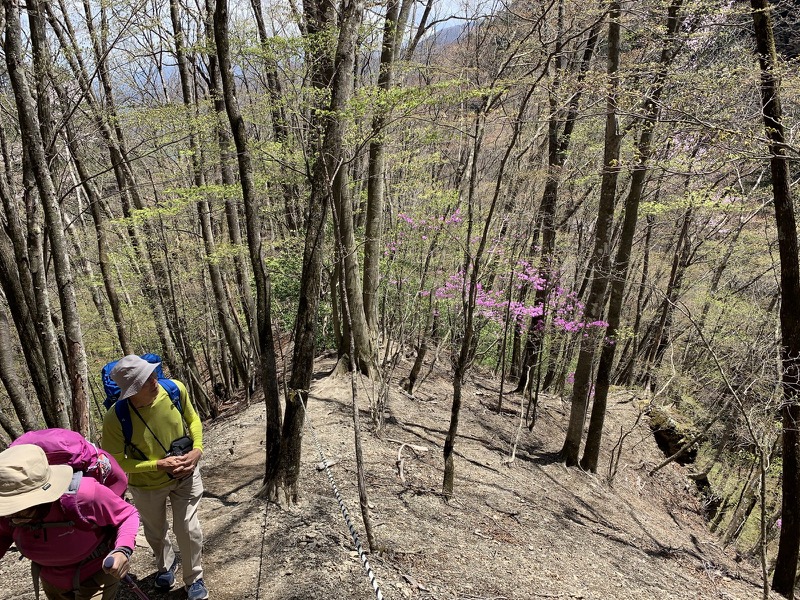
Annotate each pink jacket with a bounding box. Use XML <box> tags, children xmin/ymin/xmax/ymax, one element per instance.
<box><xmin>0</xmin><ymin>476</ymin><xmax>139</xmax><ymax>590</ymax></box>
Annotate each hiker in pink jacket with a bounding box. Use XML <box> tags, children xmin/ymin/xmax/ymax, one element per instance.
<box><xmin>0</xmin><ymin>444</ymin><xmax>139</xmax><ymax>600</ymax></box>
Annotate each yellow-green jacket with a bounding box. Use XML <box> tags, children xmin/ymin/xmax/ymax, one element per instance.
<box><xmin>102</xmin><ymin>380</ymin><xmax>204</xmax><ymax>490</ymax></box>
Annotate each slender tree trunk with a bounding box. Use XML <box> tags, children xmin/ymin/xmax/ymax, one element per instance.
<box><xmin>203</xmin><ymin>0</ymin><xmax>257</xmax><ymax>357</ymax></box>
<box><xmin>694</xmin><ymin>208</ymin><xmax>755</xmax><ymax>336</ymax></box>
<box><xmin>214</xmin><ymin>0</ymin><xmax>283</xmax><ymax>501</ymax></box>
<box><xmin>515</xmin><ymin>16</ymin><xmax>602</xmax><ymax>393</ymax></box>
<box><xmin>722</xmin><ymin>464</ymin><xmax>760</xmax><ymax>547</ymax></box>
<box><xmin>750</xmin><ymin>1</ymin><xmax>800</xmax><ymax>596</ymax></box>
<box><xmin>6</xmin><ymin>0</ymin><xmax>89</xmax><ymax>434</ymax></box>
<box><xmin>170</xmin><ymin>0</ymin><xmax>248</xmax><ymax>387</ymax></box>
<box><xmin>581</xmin><ymin>0</ymin><xmax>684</xmax><ymax>472</ymax></box>
<box><xmin>560</xmin><ymin>1</ymin><xmax>621</xmax><ymax>467</ymax></box>
<box><xmin>444</xmin><ymin>106</ymin><xmax>492</xmax><ymax>497</ymax></box>
<box><xmin>21</xmin><ymin>163</ymin><xmax>68</xmax><ymax>428</ymax></box>
<box><xmin>363</xmin><ymin>0</ymin><xmax>412</xmax><ymax>335</ymax></box>
<box><xmin>642</xmin><ymin>205</ymin><xmax>692</xmax><ymax>372</ymax></box>
<box><xmin>615</xmin><ymin>213</ymin><xmax>654</xmax><ymax>384</ymax></box>
<box><xmin>48</xmin><ymin>0</ymin><xmax>183</xmax><ymax>374</ymax></box>
<box><xmin>405</xmin><ymin>303</ymin><xmax>436</xmax><ymax>395</ymax></box>
<box><xmin>45</xmin><ymin>44</ymin><xmax>133</xmax><ymax>356</ymax></box>
<box><xmin>0</xmin><ymin>305</ymin><xmax>37</xmax><ymax>431</ymax></box>
<box><xmin>327</xmin><ymin>0</ymin><xmax>373</xmax><ymax>376</ymax></box>
<box><xmin>62</xmin><ymin>122</ymin><xmax>132</xmax><ymax>355</ymax></box>
<box><xmin>249</xmin><ymin>0</ymin><xmax>301</xmax><ymax>231</ymax></box>
<box><xmin>336</xmin><ymin>246</ymin><xmax>377</xmax><ymax>550</ymax></box>
<box><xmin>0</xmin><ymin>146</ymin><xmax>50</xmax><ymax>404</ymax></box>
<box><xmin>280</xmin><ymin>0</ymin><xmax>338</xmax><ymax>502</ymax></box>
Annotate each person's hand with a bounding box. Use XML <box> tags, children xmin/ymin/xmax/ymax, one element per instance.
<box><xmin>170</xmin><ymin>449</ymin><xmax>202</xmax><ymax>479</ymax></box>
<box><xmin>156</xmin><ymin>455</ymin><xmax>183</xmax><ymax>476</ymax></box>
<box><xmin>103</xmin><ymin>551</ymin><xmax>130</xmax><ymax>579</ymax></box>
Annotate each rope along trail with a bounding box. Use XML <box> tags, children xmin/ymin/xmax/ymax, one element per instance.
<box><xmin>255</xmin><ymin>483</ymin><xmax>270</xmax><ymax>600</ymax></box>
<box><xmin>301</xmin><ymin>397</ymin><xmax>385</xmax><ymax>600</ymax></box>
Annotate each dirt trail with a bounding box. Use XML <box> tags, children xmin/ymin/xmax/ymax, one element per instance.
<box><xmin>0</xmin><ymin>357</ymin><xmax>778</xmax><ymax>599</ymax></box>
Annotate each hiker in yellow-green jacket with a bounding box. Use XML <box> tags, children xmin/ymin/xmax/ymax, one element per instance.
<box><xmin>101</xmin><ymin>355</ymin><xmax>208</xmax><ymax>600</ymax></box>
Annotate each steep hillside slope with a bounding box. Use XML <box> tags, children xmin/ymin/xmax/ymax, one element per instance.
<box><xmin>0</xmin><ymin>355</ymin><xmax>778</xmax><ymax>599</ymax></box>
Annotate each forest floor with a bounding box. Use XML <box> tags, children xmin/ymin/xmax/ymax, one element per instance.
<box><xmin>0</xmin><ymin>353</ymin><xmax>781</xmax><ymax>600</ymax></box>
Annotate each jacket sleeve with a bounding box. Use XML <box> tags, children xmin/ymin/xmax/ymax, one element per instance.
<box><xmin>81</xmin><ymin>480</ymin><xmax>139</xmax><ymax>552</ymax></box>
<box><xmin>177</xmin><ymin>380</ymin><xmax>203</xmax><ymax>452</ymax></box>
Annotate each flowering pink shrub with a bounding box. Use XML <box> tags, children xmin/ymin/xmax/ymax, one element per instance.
<box><xmin>434</xmin><ymin>266</ymin><xmax>608</xmax><ymax>333</ymax></box>
<box><xmin>384</xmin><ymin>209</ymin><xmax>607</xmax><ymax>342</ymax></box>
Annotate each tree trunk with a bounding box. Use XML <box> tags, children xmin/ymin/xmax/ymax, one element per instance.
<box><xmin>405</xmin><ymin>304</ymin><xmax>436</xmax><ymax>395</ymax></box>
<box><xmin>750</xmin><ymin>1</ymin><xmax>800</xmax><ymax>596</ymax></box>
<box><xmin>0</xmin><ymin>305</ymin><xmax>37</xmax><ymax>431</ymax></box>
<box><xmin>614</xmin><ymin>213</ymin><xmax>655</xmax><ymax>385</ymax></box>
<box><xmin>0</xmin><ymin>147</ymin><xmax>50</xmax><ymax>405</ymax></box>
<box><xmin>22</xmin><ymin>168</ymin><xmax>68</xmax><ymax>429</ymax></box>
<box><xmin>363</xmin><ymin>0</ymin><xmax>412</xmax><ymax>335</ymax></box>
<box><xmin>682</xmin><ymin>196</ymin><xmax>765</xmax><ymax>369</ymax></box>
<box><xmin>6</xmin><ymin>0</ymin><xmax>86</xmax><ymax>432</ymax></box>
<box><xmin>203</xmin><ymin>0</ymin><xmax>257</xmax><ymax>357</ymax></box>
<box><xmin>62</xmin><ymin>119</ymin><xmax>132</xmax><ymax>355</ymax></box>
<box><xmin>214</xmin><ymin>0</ymin><xmax>283</xmax><ymax>501</ymax></box>
<box><xmin>280</xmin><ymin>0</ymin><xmax>339</xmax><ymax>502</ymax></box>
<box><xmin>335</xmin><ymin>252</ymin><xmax>377</xmax><ymax>549</ymax></box>
<box><xmin>48</xmin><ymin>0</ymin><xmax>183</xmax><ymax>375</ymax></box>
<box><xmin>561</xmin><ymin>1</ymin><xmax>621</xmax><ymax>467</ymax></box>
<box><xmin>722</xmin><ymin>464</ymin><xmax>760</xmax><ymax>547</ymax></box>
<box><xmin>327</xmin><ymin>0</ymin><xmax>374</xmax><ymax>376</ymax></box>
<box><xmin>515</xmin><ymin>17</ymin><xmax>602</xmax><ymax>393</ymax></box>
<box><xmin>249</xmin><ymin>0</ymin><xmax>301</xmax><ymax>231</ymax></box>
<box><xmin>170</xmin><ymin>0</ymin><xmax>249</xmax><ymax>388</ymax></box>
<box><xmin>641</xmin><ymin>205</ymin><xmax>693</xmax><ymax>373</ymax></box>
<box><xmin>443</xmin><ymin>107</ymin><xmax>488</xmax><ymax>497</ymax></box>
<box><xmin>581</xmin><ymin>0</ymin><xmax>684</xmax><ymax>473</ymax></box>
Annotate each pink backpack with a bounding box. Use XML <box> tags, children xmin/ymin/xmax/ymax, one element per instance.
<box><xmin>11</xmin><ymin>429</ymin><xmax>127</xmax><ymax>497</ymax></box>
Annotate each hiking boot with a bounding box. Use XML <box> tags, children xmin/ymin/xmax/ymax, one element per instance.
<box><xmin>153</xmin><ymin>558</ymin><xmax>178</xmax><ymax>591</ymax></box>
<box><xmin>187</xmin><ymin>578</ymin><xmax>209</xmax><ymax>600</ymax></box>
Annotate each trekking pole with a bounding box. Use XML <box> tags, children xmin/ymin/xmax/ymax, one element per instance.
<box><xmin>103</xmin><ymin>556</ymin><xmax>150</xmax><ymax>600</ymax></box>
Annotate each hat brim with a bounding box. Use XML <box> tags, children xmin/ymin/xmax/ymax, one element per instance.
<box><xmin>118</xmin><ymin>362</ymin><xmax>160</xmax><ymax>400</ymax></box>
<box><xmin>0</xmin><ymin>464</ymin><xmax>73</xmax><ymax>517</ymax></box>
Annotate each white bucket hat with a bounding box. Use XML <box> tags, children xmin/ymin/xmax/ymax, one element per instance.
<box><xmin>111</xmin><ymin>355</ymin><xmax>160</xmax><ymax>400</ymax></box>
<box><xmin>0</xmin><ymin>444</ymin><xmax>73</xmax><ymax>516</ymax></box>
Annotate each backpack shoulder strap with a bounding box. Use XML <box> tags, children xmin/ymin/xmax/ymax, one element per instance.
<box><xmin>40</xmin><ymin>472</ymin><xmax>85</xmax><ymax>530</ymax></box>
<box><xmin>114</xmin><ymin>400</ymin><xmax>149</xmax><ymax>460</ymax></box>
<box><xmin>113</xmin><ymin>399</ymin><xmax>133</xmax><ymax>447</ymax></box>
<box><xmin>159</xmin><ymin>378</ymin><xmax>182</xmax><ymax>413</ymax></box>
<box><xmin>66</xmin><ymin>470</ymin><xmax>83</xmax><ymax>494</ymax></box>
<box><xmin>113</xmin><ymin>382</ymin><xmax>183</xmax><ymax>457</ymax></box>
<box><xmin>160</xmin><ymin>379</ymin><xmax>190</xmax><ymax>438</ymax></box>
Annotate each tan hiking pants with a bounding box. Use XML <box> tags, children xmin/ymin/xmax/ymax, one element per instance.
<box><xmin>129</xmin><ymin>469</ymin><xmax>204</xmax><ymax>586</ymax></box>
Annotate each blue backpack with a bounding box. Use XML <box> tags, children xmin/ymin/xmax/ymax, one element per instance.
<box><xmin>101</xmin><ymin>353</ymin><xmax>182</xmax><ymax>452</ymax></box>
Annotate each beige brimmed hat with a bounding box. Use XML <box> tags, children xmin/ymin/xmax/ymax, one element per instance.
<box><xmin>0</xmin><ymin>444</ymin><xmax>73</xmax><ymax>516</ymax></box>
<box><xmin>111</xmin><ymin>355</ymin><xmax>160</xmax><ymax>400</ymax></box>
